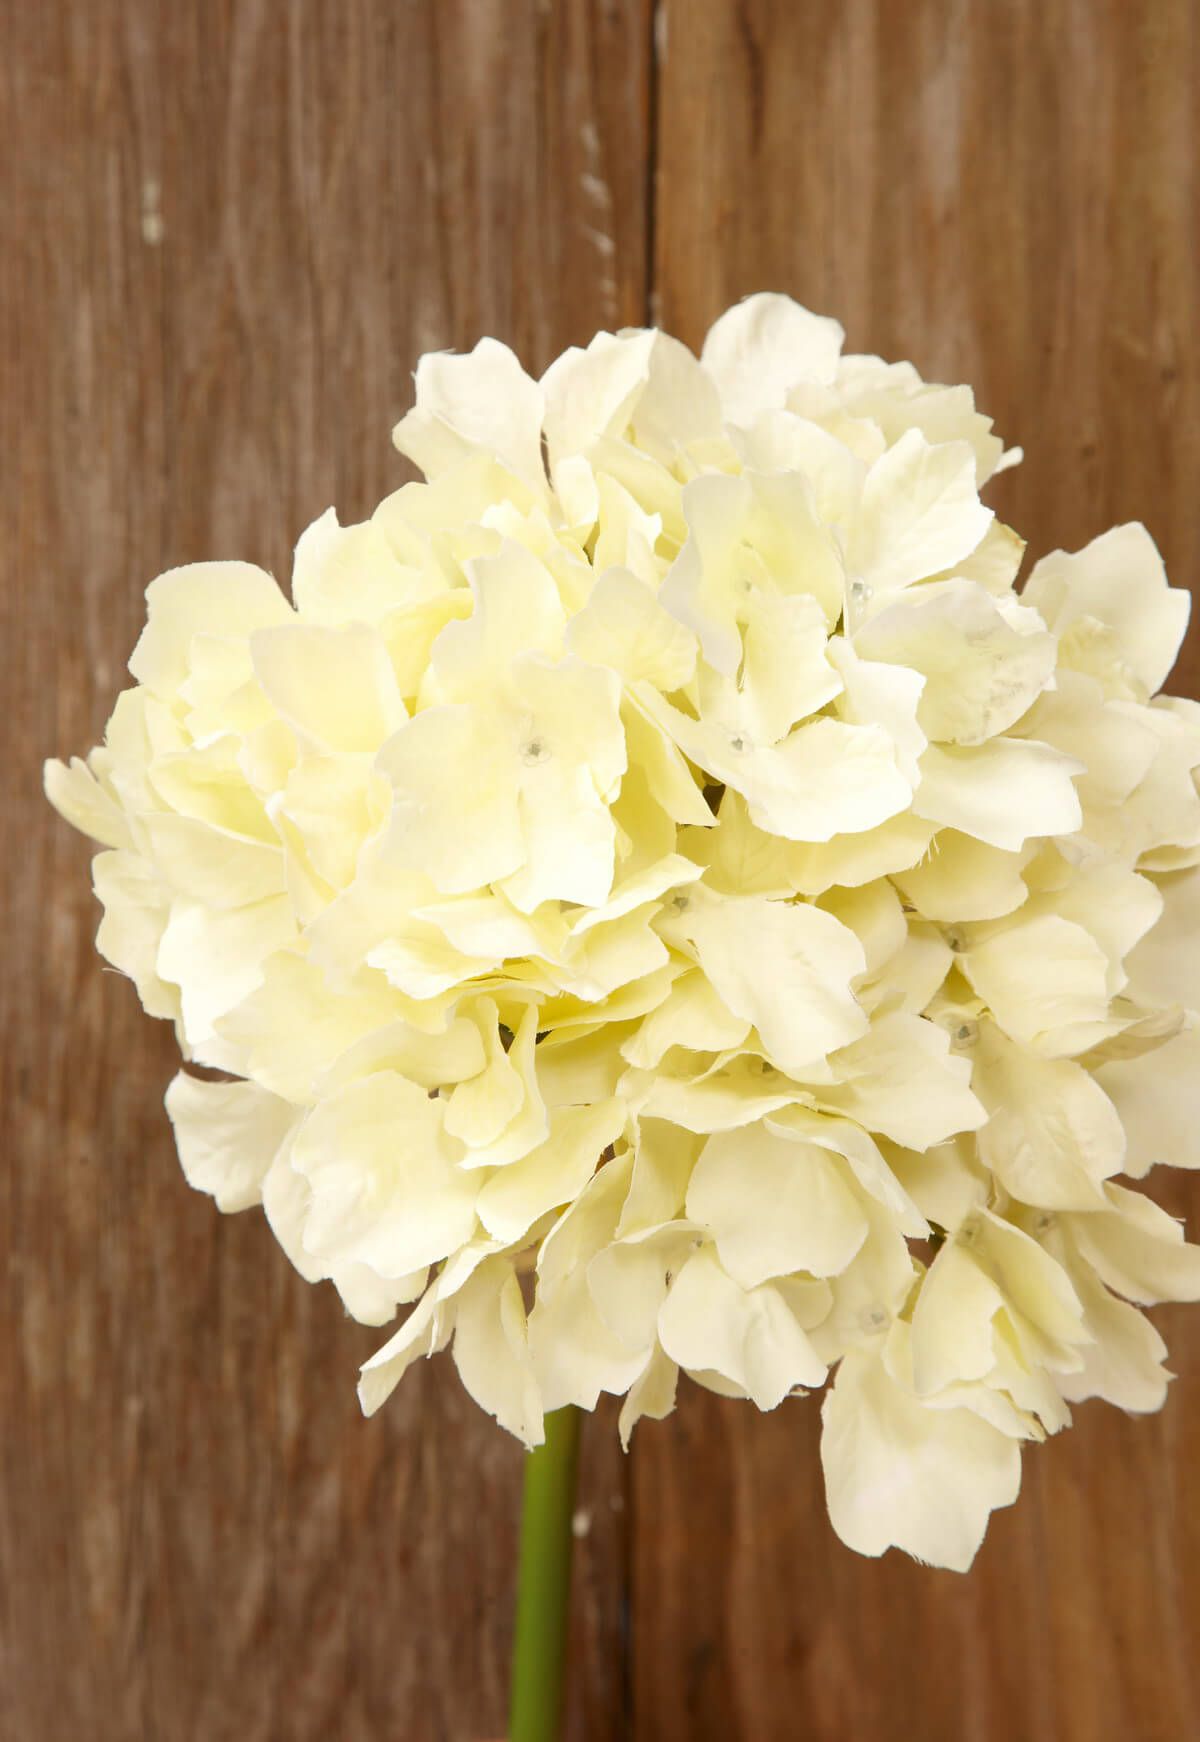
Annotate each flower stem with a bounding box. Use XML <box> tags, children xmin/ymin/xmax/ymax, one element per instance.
<box><xmin>508</xmin><ymin>1406</ymin><xmax>583</xmax><ymax>1742</ymax></box>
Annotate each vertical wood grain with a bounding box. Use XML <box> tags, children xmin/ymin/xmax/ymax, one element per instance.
<box><xmin>1</xmin><ymin>3</ymin><xmax>649</xmax><ymax>1738</ymax></box>
<box><xmin>644</xmin><ymin>3</ymin><xmax>1200</xmax><ymax>1738</ymax></box>
<box><xmin>7</xmin><ymin>3</ymin><xmax>1200</xmax><ymax>1740</ymax></box>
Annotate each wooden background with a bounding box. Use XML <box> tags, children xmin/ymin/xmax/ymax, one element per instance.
<box><xmin>4</xmin><ymin>2</ymin><xmax>1199</xmax><ymax>1736</ymax></box>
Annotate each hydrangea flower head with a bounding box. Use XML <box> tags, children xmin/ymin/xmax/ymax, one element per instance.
<box><xmin>47</xmin><ymin>294</ymin><xmax>1200</xmax><ymax>1570</ymax></box>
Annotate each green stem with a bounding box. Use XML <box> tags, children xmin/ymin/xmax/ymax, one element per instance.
<box><xmin>508</xmin><ymin>1406</ymin><xmax>583</xmax><ymax>1742</ymax></box>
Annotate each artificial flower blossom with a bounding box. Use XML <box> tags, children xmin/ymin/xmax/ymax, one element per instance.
<box><xmin>47</xmin><ymin>293</ymin><xmax>1200</xmax><ymax>1571</ymax></box>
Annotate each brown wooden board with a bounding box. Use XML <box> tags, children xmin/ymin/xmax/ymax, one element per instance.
<box><xmin>2</xmin><ymin>4</ymin><xmax>649</xmax><ymax>1738</ymax></box>
<box><xmin>3</xmin><ymin>2</ymin><xmax>1198</xmax><ymax>1739</ymax></box>
<box><xmin>645</xmin><ymin>3</ymin><xmax>1200</xmax><ymax>1738</ymax></box>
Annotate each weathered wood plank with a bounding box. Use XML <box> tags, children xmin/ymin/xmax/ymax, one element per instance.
<box><xmin>644</xmin><ymin>2</ymin><xmax>1200</xmax><ymax>1737</ymax></box>
<box><xmin>1</xmin><ymin>3</ymin><xmax>650</xmax><ymax>1738</ymax></box>
<box><xmin>8</xmin><ymin>1</ymin><xmax>1200</xmax><ymax>1737</ymax></box>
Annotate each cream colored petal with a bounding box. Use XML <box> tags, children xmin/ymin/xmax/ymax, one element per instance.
<box><xmin>304</xmin><ymin>842</ymin><xmax>438</xmax><ymax>994</ymax></box>
<box><xmin>622</xmin><ymin>695</ymin><xmax>716</xmax><ymax>829</ymax></box>
<box><xmin>588</xmin><ymin>1224</ymin><xmax>698</xmax><ymax>1352</ymax></box>
<box><xmin>149</xmin><ymin>734</ymin><xmax>275</xmax><ymax>844</ymax></box>
<box><xmin>452</xmin><ymin>1259</ymin><xmax>544</xmax><ymax>1447</ymax></box>
<box><xmin>910</xmin><ymin>1240</ymin><xmax>1007</xmax><ymax>1394</ymax></box>
<box><xmin>572</xmin><ymin>854</ymin><xmax>703</xmax><ymax>936</ymax></box>
<box><xmin>820</xmin><ymin>1339</ymin><xmax>1022</xmax><ymax>1572</ymax></box>
<box><xmin>357</xmin><ymin>1290</ymin><xmax>445</xmax><ymax>1416</ymax></box>
<box><xmin>583</xmin><ymin>434</ymin><xmax>688</xmax><ymax>541</ymax></box>
<box><xmin>1117</xmin><ymin>705</ymin><xmax>1200</xmax><ymax>865</ymax></box>
<box><xmin>660</xmin><ymin>470</ymin><xmax>843</xmax><ymax>676</ymax></box>
<box><xmin>807</xmin><ymin>1193</ymin><xmax>918</xmax><ymax>1366</ymax></box>
<box><xmin>840</xmin><ymin>373</ymin><xmax>1007</xmax><ymax>486</ymax></box>
<box><xmin>620</xmin><ymin>969</ymin><xmax>751</xmax><ymax>1070</ymax></box>
<box><xmin>443</xmin><ymin>999</ymin><xmax>526</xmax><ymax>1147</ymax></box>
<box><xmin>1018</xmin><ymin>676</ymin><xmax>1159</xmax><ymax>819</ymax></box>
<box><xmin>970</xmin><ymin>1212</ymin><xmax>1088</xmax><ymax>1358</ymax></box>
<box><xmin>1122</xmin><ymin>866</ymin><xmax>1200</xmax><ymax>1009</ymax></box>
<box><xmin>882</xmin><ymin>1135</ymin><xmax>989</xmax><ymax>1233</ymax></box>
<box><xmin>91</xmin><ymin>850</ymin><xmax>179</xmax><ymax>1021</ymax></box>
<box><xmin>893</xmin><ymin>831</ymin><xmax>1031</xmax><ymax>923</ymax></box>
<box><xmin>616</xmin><ymin>1118</ymin><xmax>701</xmax><ymax>1237</ymax></box>
<box><xmin>333</xmin><ymin>1260</ymin><xmax>427</xmax><ymax>1329</ymax></box>
<box><xmin>529</xmin><ymin>1159</ymin><xmax>650</xmax><ymax>1410</ymax></box>
<box><xmin>552</xmin><ymin>905</ymin><xmax>669</xmax><ymax>1002</ymax></box>
<box><xmin>927</xmin><ymin>517</ymin><xmax>1026</xmax><ymax>595</ymax></box>
<box><xmin>856</xmin><ymin>580</ymin><xmax>1056</xmax><ymax>745</ymax></box>
<box><xmin>432</xmin><ymin>540</ymin><xmax>567</xmax><ymax>698</ymax></box>
<box><xmin>912</xmin><ymin>1211</ymin><xmax>1085</xmax><ymax>1397</ymax></box>
<box><xmin>590</xmin><ymin>475</ymin><xmax>664</xmax><ymax>583</ymax></box>
<box><xmin>644</xmin><ymin>689</ymin><xmax>910</xmax><ymax>844</ymax></box>
<box><xmin>529</xmin><ymin>1268</ymin><xmax>652</xmax><ymax>1412</ymax></box>
<box><xmin>817</xmin><ymin>1012</ymin><xmax>985</xmax><ymax>1150</ymax></box>
<box><xmin>816</xmin><ymin>879</ymin><xmax>907</xmax><ymax>979</ymax></box>
<box><xmin>449</xmin><ymin>1003</ymin><xmax>547</xmax><ymax>1170</ymax></box>
<box><xmin>366</xmin><ymin>930</ymin><xmax>494</xmax><ymax>1001</ymax></box>
<box><xmin>475</xmin><ymin>1100</ymin><xmax>625</xmax><ymax>1244</ymax></box>
<box><xmin>1024</xmin><ymin>523</ymin><xmax>1189</xmax><ymax>698</ymax></box>
<box><xmin>534</xmin><ymin>1026</ymin><xmax>630</xmax><ymax>1108</ymax></box>
<box><xmin>731</xmin><ymin>410</ymin><xmax>866</xmax><ymax>527</ymax></box>
<box><xmin>540</xmin><ymin>328</ymin><xmax>658</xmax><ymax>472</ymax></box>
<box><xmin>250</xmin><ymin>622</ymin><xmax>407</xmax><ymax>751</ymax></box>
<box><xmin>657</xmin><ymin>1248</ymin><xmax>827</xmax><ymax>1408</ymax></box>
<box><xmin>537</xmin><ymin>962</ymin><xmax>681</xmax><ymax>1045</ymax></box>
<box><xmin>375</xmin><ymin>704</ymin><xmax>524</xmax><ymax>894</ymax></box>
<box><xmin>44</xmin><ymin>755</ymin><xmax>132</xmax><ymax>850</ymax></box>
<box><xmin>758</xmin><ymin>720</ymin><xmax>914</xmax><ymax>842</ymax></box>
<box><xmin>291</xmin><ymin>506</ymin><xmax>436</xmax><ymax>624</ymax></box>
<box><xmin>687</xmin><ymin>1124</ymin><xmax>868</xmax><ymax>1287</ymax></box>
<box><xmin>913</xmin><ymin>739</ymin><xmax>1083</xmax><ymax>851</ymax></box>
<box><xmin>1065</xmin><ymin>1185</ymin><xmax>1200</xmax><ymax>1305</ymax></box>
<box><xmin>826</xmin><ymin>636</ymin><xmax>927</xmax><ymax>784</ymax></box>
<box><xmin>847</xmin><ymin>431</ymin><xmax>992</xmax><ymax>597</ymax></box>
<box><xmin>626</xmin><ymin>329</ymin><xmax>725</xmax><ymax>461</ymax></box>
<box><xmin>381</xmin><ymin>592</ymin><xmax>476</xmax><ymax>701</ymax></box>
<box><xmin>270</xmin><ymin>753</ymin><xmax>383</xmax><ymax>893</ymax></box>
<box><xmin>632</xmin><ymin>1053</ymin><xmax>801</xmax><ymax>1135</ymax></box>
<box><xmin>962</xmin><ymin>915</ymin><xmax>1113</xmax><ymax>1054</ymax></box>
<box><xmin>1023</xmin><ymin>863</ymin><xmax>1163</xmax><ymax>994</ymax></box>
<box><xmin>392</xmin><ymin>337</ymin><xmax>548</xmax><ymax>502</ymax></box>
<box><xmin>379</xmin><ymin>453</ymin><xmax>536</xmax><ymax>556</ymax></box>
<box><xmin>701</xmin><ymin>293</ymin><xmax>845</xmax><ymax>422</ymax></box>
<box><xmin>129</xmin><ymin>561</ymin><xmax>293</xmax><ymax>698</ymax></box>
<box><xmin>177</xmin><ymin>635</ymin><xmax>272</xmax><ymax>738</ymax></box>
<box><xmin>678</xmin><ymin>790</ymin><xmax>793</xmax><ymax>900</ymax></box>
<box><xmin>567</xmin><ymin>568</ymin><xmax>698</xmax><ymax>692</ymax></box>
<box><xmin>413</xmin><ymin>892</ymin><xmax>562</xmax><ymax>963</ymax></box>
<box><xmin>1055</xmin><ymin>1269</ymin><xmax>1171</xmax><ymax>1414</ymax></box>
<box><xmin>503</xmin><ymin>759</ymin><xmax>618</xmax><ymax>913</ymax></box>
<box><xmin>165</xmin><ymin>1070</ymin><xmax>298</xmax><ymax>1212</ymax></box>
<box><xmin>858</xmin><ymin>923</ymin><xmax>952</xmax><ymax>1017</ymax></box>
<box><xmin>140</xmin><ymin>812</ymin><xmax>285</xmax><ymax>908</ymax></box>
<box><xmin>680</xmin><ymin>889</ymin><xmax>868</xmax><ymax>1072</ymax></box>
<box><xmin>512</xmin><ymin>651</ymin><xmax>627</xmax><ymax>794</ymax></box>
<box><xmin>783</xmin><ymin>813</ymin><xmax>936</xmax><ymax>898</ymax></box>
<box><xmin>156</xmin><ymin>897</ymin><xmax>296</xmax><ymax>1048</ymax></box>
<box><xmin>536</xmin><ymin>1149</ymin><xmax>634</xmax><ymax>1299</ymax></box>
<box><xmin>618</xmin><ymin>1345</ymin><xmax>680</xmax><ymax>1447</ymax></box>
<box><xmin>735</xmin><ymin>591</ymin><xmax>843</xmax><ymax>744</ymax></box>
<box><xmin>290</xmin><ymin>1070</ymin><xmax>477</xmax><ymax>1277</ymax></box>
<box><xmin>764</xmin><ymin>1106</ymin><xmax>925</xmax><ymax>1233</ymax></box>
<box><xmin>1095</xmin><ymin>1027</ymin><xmax>1200</xmax><ymax>1175</ymax></box>
<box><xmin>973</xmin><ymin>1024</ymin><xmax>1123</xmax><ymax>1209</ymax></box>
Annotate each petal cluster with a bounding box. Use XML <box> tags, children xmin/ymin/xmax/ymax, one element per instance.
<box><xmin>47</xmin><ymin>294</ymin><xmax>1200</xmax><ymax>1570</ymax></box>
